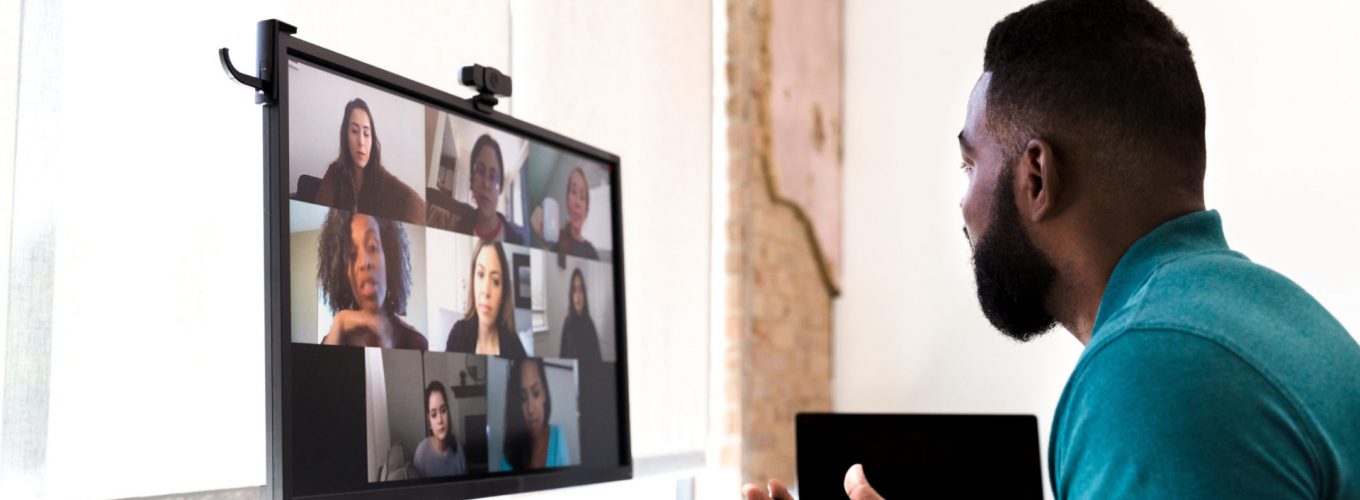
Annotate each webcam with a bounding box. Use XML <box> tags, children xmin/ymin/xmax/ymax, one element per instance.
<box><xmin>461</xmin><ymin>64</ymin><xmax>511</xmax><ymax>113</ymax></box>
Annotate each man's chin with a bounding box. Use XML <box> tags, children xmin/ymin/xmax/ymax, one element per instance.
<box><xmin>981</xmin><ymin>307</ymin><xmax>1057</xmax><ymax>343</ymax></box>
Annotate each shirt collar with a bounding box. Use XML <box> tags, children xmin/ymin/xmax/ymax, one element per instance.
<box><xmin>1091</xmin><ymin>210</ymin><xmax>1229</xmax><ymax>336</ymax></box>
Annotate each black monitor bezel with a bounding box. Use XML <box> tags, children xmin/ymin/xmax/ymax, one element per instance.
<box><xmin>259</xmin><ymin>20</ymin><xmax>632</xmax><ymax>499</ymax></box>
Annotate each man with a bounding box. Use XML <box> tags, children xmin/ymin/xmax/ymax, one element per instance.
<box><xmin>745</xmin><ymin>0</ymin><xmax>1360</xmax><ymax>498</ymax></box>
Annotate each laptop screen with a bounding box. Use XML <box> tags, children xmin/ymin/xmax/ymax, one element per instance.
<box><xmin>796</xmin><ymin>413</ymin><xmax>1042</xmax><ymax>499</ymax></box>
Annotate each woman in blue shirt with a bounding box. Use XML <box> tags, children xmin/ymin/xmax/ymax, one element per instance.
<box><xmin>501</xmin><ymin>358</ymin><xmax>570</xmax><ymax>470</ymax></box>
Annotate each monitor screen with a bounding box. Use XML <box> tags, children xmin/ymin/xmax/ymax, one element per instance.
<box><xmin>264</xmin><ymin>27</ymin><xmax>629</xmax><ymax>498</ymax></box>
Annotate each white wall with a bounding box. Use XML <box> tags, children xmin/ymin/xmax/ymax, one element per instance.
<box><xmin>0</xmin><ymin>0</ymin><xmax>20</xmax><ymax>401</ymax></box>
<box><xmin>839</xmin><ymin>1</ymin><xmax>1360</xmax><ymax>498</ymax></box>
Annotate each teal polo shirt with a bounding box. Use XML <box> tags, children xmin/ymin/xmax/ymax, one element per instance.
<box><xmin>1049</xmin><ymin>210</ymin><xmax>1360</xmax><ymax>499</ymax></box>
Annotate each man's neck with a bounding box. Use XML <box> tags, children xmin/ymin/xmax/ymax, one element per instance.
<box><xmin>1050</xmin><ymin>264</ymin><xmax>1107</xmax><ymax>345</ymax></box>
<box><xmin>1049</xmin><ymin>201</ymin><xmax>1205</xmax><ymax>345</ymax></box>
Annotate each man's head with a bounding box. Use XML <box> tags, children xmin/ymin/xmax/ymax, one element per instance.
<box><xmin>959</xmin><ymin>0</ymin><xmax>1206</xmax><ymax>341</ymax></box>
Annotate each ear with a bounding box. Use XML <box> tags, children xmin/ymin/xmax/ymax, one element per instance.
<box><xmin>1019</xmin><ymin>138</ymin><xmax>1061</xmax><ymax>222</ymax></box>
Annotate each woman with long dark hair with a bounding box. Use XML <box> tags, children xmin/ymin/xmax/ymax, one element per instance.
<box><xmin>501</xmin><ymin>359</ymin><xmax>570</xmax><ymax>470</ymax></box>
<box><xmin>444</xmin><ymin>239</ymin><xmax>527</xmax><ymax>357</ymax></box>
<box><xmin>317</xmin><ymin>208</ymin><xmax>427</xmax><ymax>349</ymax></box>
<box><xmin>413</xmin><ymin>381</ymin><xmax>468</xmax><ymax>477</ymax></box>
<box><xmin>559</xmin><ymin>268</ymin><xmax>601</xmax><ymax>361</ymax></box>
<box><xmin>314</xmin><ymin>98</ymin><xmax>425</xmax><ymax>225</ymax></box>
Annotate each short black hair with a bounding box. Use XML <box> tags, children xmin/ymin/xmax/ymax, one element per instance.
<box><xmin>984</xmin><ymin>0</ymin><xmax>1205</xmax><ymax>193</ymax></box>
<box><xmin>317</xmin><ymin>208</ymin><xmax>411</xmax><ymax>316</ymax></box>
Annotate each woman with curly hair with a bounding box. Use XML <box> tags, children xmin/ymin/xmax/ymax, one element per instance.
<box><xmin>318</xmin><ymin>208</ymin><xmax>427</xmax><ymax>349</ymax></box>
<box><xmin>501</xmin><ymin>358</ymin><xmax>569</xmax><ymax>471</ymax></box>
<box><xmin>314</xmin><ymin>98</ymin><xmax>425</xmax><ymax>225</ymax></box>
<box><xmin>444</xmin><ymin>239</ymin><xmax>527</xmax><ymax>357</ymax></box>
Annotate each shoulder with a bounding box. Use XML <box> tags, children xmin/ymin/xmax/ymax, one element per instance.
<box><xmin>1107</xmin><ymin>249</ymin><xmax>1333</xmax><ymax>342</ymax></box>
<box><xmin>314</xmin><ymin>162</ymin><xmax>345</xmax><ymax>203</ymax></box>
<box><xmin>392</xmin><ymin>171</ymin><xmax>424</xmax><ymax>204</ymax></box>
<box><xmin>500</xmin><ymin>328</ymin><xmax>527</xmax><ymax>358</ymax></box>
<box><xmin>450</xmin><ymin>318</ymin><xmax>475</xmax><ymax>335</ymax></box>
<box><xmin>1052</xmin><ymin>327</ymin><xmax>1319</xmax><ymax>498</ymax></box>
<box><xmin>548</xmin><ymin>425</ymin><xmax>565</xmax><ymax>450</ymax></box>
<box><xmin>500</xmin><ymin>214</ymin><xmax>529</xmax><ymax>244</ymax></box>
<box><xmin>321</xmin><ymin>161</ymin><xmax>344</xmax><ymax>180</ymax></box>
<box><xmin>391</xmin><ymin>316</ymin><xmax>429</xmax><ymax>350</ymax></box>
<box><xmin>548</xmin><ymin>425</ymin><xmax>570</xmax><ymax>464</ymax></box>
<box><xmin>1063</xmin><ymin>328</ymin><xmax>1284</xmax><ymax>422</ymax></box>
<box><xmin>446</xmin><ymin>319</ymin><xmax>476</xmax><ymax>350</ymax></box>
<box><xmin>379</xmin><ymin>167</ymin><xmax>426</xmax><ymax>220</ymax></box>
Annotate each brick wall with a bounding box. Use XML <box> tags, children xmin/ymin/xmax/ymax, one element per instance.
<box><xmin>722</xmin><ymin>0</ymin><xmax>841</xmax><ymax>486</ymax></box>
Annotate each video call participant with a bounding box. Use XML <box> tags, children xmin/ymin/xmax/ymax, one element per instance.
<box><xmin>445</xmin><ymin>239</ymin><xmax>528</xmax><ymax>357</ymax></box>
<box><xmin>502</xmin><ymin>358</ymin><xmax>570</xmax><ymax>470</ymax></box>
<box><xmin>746</xmin><ymin>1</ymin><xmax>1360</xmax><ymax>499</ymax></box>
<box><xmin>428</xmin><ymin>134</ymin><xmax>530</xmax><ymax>244</ymax></box>
<box><xmin>414</xmin><ymin>381</ymin><xmax>468</xmax><ymax>478</ymax></box>
<box><xmin>532</xmin><ymin>167</ymin><xmax>600</xmax><ymax>265</ymax></box>
<box><xmin>318</xmin><ymin>209</ymin><xmax>427</xmax><ymax>349</ymax></box>
<box><xmin>559</xmin><ymin>268</ymin><xmax>601</xmax><ymax>361</ymax></box>
<box><xmin>314</xmin><ymin>98</ymin><xmax>426</xmax><ymax>226</ymax></box>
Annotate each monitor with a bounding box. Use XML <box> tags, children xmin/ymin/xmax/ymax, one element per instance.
<box><xmin>250</xmin><ymin>20</ymin><xmax>631</xmax><ymax>499</ymax></box>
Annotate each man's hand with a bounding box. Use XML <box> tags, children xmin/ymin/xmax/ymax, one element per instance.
<box><xmin>843</xmin><ymin>464</ymin><xmax>883</xmax><ymax>500</ymax></box>
<box><xmin>740</xmin><ymin>464</ymin><xmax>883</xmax><ymax>500</ymax></box>
<box><xmin>741</xmin><ymin>478</ymin><xmax>793</xmax><ymax>500</ymax></box>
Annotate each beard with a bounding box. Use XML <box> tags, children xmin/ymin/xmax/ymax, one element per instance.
<box><xmin>969</xmin><ymin>171</ymin><xmax>1058</xmax><ymax>342</ymax></box>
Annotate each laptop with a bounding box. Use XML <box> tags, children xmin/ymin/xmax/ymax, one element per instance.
<box><xmin>795</xmin><ymin>413</ymin><xmax>1043</xmax><ymax>499</ymax></box>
